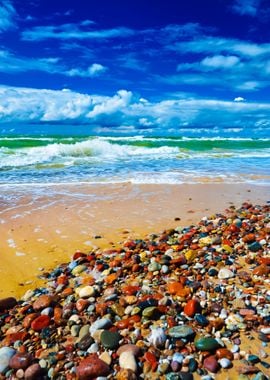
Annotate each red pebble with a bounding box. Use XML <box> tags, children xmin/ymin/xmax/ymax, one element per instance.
<box><xmin>23</xmin><ymin>313</ymin><xmax>39</xmax><ymax>328</ymax></box>
<box><xmin>122</xmin><ymin>285</ymin><xmax>140</xmax><ymax>295</ymax></box>
<box><xmin>9</xmin><ymin>353</ymin><xmax>32</xmax><ymax>370</ymax></box>
<box><xmin>31</xmin><ymin>315</ymin><xmax>51</xmax><ymax>331</ymax></box>
<box><xmin>76</xmin><ymin>354</ymin><xmax>111</xmax><ymax>379</ymax></box>
<box><xmin>184</xmin><ymin>298</ymin><xmax>202</xmax><ymax>317</ymax></box>
<box><xmin>203</xmin><ymin>355</ymin><xmax>220</xmax><ymax>373</ymax></box>
<box><xmin>115</xmin><ymin>315</ymin><xmax>140</xmax><ymax>329</ymax></box>
<box><xmin>33</xmin><ymin>294</ymin><xmax>52</xmax><ymax>311</ymax></box>
<box><xmin>73</xmin><ymin>251</ymin><xmax>87</xmax><ymax>260</ymax></box>
<box><xmin>144</xmin><ymin>351</ymin><xmax>158</xmax><ymax>371</ymax></box>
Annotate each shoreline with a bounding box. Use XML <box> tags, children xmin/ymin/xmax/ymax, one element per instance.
<box><xmin>0</xmin><ymin>182</ymin><xmax>269</xmax><ymax>298</ymax></box>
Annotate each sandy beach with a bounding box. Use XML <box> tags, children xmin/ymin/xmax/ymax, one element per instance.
<box><xmin>0</xmin><ymin>182</ymin><xmax>269</xmax><ymax>298</ymax></box>
<box><xmin>0</xmin><ymin>183</ymin><xmax>269</xmax><ymax>380</ymax></box>
<box><xmin>0</xmin><ymin>182</ymin><xmax>269</xmax><ymax>379</ymax></box>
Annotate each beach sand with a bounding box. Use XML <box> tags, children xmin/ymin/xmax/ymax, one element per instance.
<box><xmin>0</xmin><ymin>182</ymin><xmax>269</xmax><ymax>379</ymax></box>
<box><xmin>0</xmin><ymin>182</ymin><xmax>269</xmax><ymax>298</ymax></box>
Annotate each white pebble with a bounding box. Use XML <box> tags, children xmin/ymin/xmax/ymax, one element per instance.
<box><xmin>231</xmin><ymin>344</ymin><xmax>239</xmax><ymax>353</ymax></box>
<box><xmin>119</xmin><ymin>351</ymin><xmax>137</xmax><ymax>372</ymax></box>
<box><xmin>260</xmin><ymin>327</ymin><xmax>270</xmax><ymax>334</ymax></box>
<box><xmin>218</xmin><ymin>268</ymin><xmax>234</xmax><ymax>279</ymax></box>
<box><xmin>219</xmin><ymin>358</ymin><xmax>231</xmax><ymax>368</ymax></box>
<box><xmin>78</xmin><ymin>286</ymin><xmax>95</xmax><ymax>298</ymax></box>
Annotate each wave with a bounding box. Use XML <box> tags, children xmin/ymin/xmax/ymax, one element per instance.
<box><xmin>0</xmin><ymin>136</ymin><xmax>270</xmax><ymax>170</ymax></box>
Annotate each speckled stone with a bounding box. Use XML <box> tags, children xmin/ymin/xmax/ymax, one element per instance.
<box><xmin>168</xmin><ymin>325</ymin><xmax>195</xmax><ymax>339</ymax></box>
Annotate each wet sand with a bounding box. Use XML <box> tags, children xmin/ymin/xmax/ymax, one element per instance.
<box><xmin>0</xmin><ymin>182</ymin><xmax>269</xmax><ymax>298</ymax></box>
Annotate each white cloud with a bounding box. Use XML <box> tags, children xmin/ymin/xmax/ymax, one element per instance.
<box><xmin>66</xmin><ymin>63</ymin><xmax>107</xmax><ymax>78</ymax></box>
<box><xmin>234</xmin><ymin>96</ymin><xmax>245</xmax><ymax>102</ymax></box>
<box><xmin>201</xmin><ymin>55</ymin><xmax>240</xmax><ymax>69</ymax></box>
<box><xmin>0</xmin><ymin>0</ymin><xmax>16</xmax><ymax>32</ymax></box>
<box><xmin>231</xmin><ymin>0</ymin><xmax>260</xmax><ymax>16</ymax></box>
<box><xmin>1</xmin><ymin>85</ymin><xmax>270</xmax><ymax>131</ymax></box>
<box><xmin>21</xmin><ymin>23</ymin><xmax>134</xmax><ymax>41</ymax></box>
<box><xmin>169</xmin><ymin>36</ymin><xmax>270</xmax><ymax>57</ymax></box>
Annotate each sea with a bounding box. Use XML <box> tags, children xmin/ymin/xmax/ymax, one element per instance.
<box><xmin>0</xmin><ymin>124</ymin><xmax>270</xmax><ymax>186</ymax></box>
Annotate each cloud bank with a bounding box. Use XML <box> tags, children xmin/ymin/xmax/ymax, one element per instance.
<box><xmin>1</xmin><ymin>85</ymin><xmax>270</xmax><ymax>132</ymax></box>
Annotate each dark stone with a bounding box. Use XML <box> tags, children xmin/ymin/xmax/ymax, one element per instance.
<box><xmin>0</xmin><ymin>297</ymin><xmax>17</xmax><ymax>312</ymax></box>
<box><xmin>77</xmin><ymin>333</ymin><xmax>94</xmax><ymax>350</ymax></box>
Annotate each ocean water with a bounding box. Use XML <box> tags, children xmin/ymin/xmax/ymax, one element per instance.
<box><xmin>0</xmin><ymin>124</ymin><xmax>270</xmax><ymax>185</ymax></box>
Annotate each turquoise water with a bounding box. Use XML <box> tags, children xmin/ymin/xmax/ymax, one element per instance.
<box><xmin>0</xmin><ymin>125</ymin><xmax>270</xmax><ymax>185</ymax></box>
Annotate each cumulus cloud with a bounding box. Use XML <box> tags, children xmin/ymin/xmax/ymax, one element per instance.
<box><xmin>1</xmin><ymin>85</ymin><xmax>270</xmax><ymax>131</ymax></box>
<box><xmin>234</xmin><ymin>96</ymin><xmax>245</xmax><ymax>101</ymax></box>
<box><xmin>0</xmin><ymin>0</ymin><xmax>17</xmax><ymax>32</ymax></box>
<box><xmin>66</xmin><ymin>63</ymin><xmax>107</xmax><ymax>78</ymax></box>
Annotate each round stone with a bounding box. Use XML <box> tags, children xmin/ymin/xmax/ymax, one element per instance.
<box><xmin>219</xmin><ymin>358</ymin><xmax>232</xmax><ymax>368</ymax></box>
<box><xmin>168</xmin><ymin>325</ymin><xmax>195</xmax><ymax>339</ymax></box>
<box><xmin>31</xmin><ymin>315</ymin><xmax>51</xmax><ymax>331</ymax></box>
<box><xmin>100</xmin><ymin>330</ymin><xmax>121</xmax><ymax>349</ymax></box>
<box><xmin>33</xmin><ymin>294</ymin><xmax>52</xmax><ymax>311</ymax></box>
<box><xmin>78</xmin><ymin>286</ymin><xmax>95</xmax><ymax>298</ymax></box>
<box><xmin>76</xmin><ymin>354</ymin><xmax>110</xmax><ymax>379</ymax></box>
<box><xmin>203</xmin><ymin>355</ymin><xmax>219</xmax><ymax>373</ymax></box>
<box><xmin>195</xmin><ymin>337</ymin><xmax>220</xmax><ymax>351</ymax></box>
<box><xmin>218</xmin><ymin>268</ymin><xmax>234</xmax><ymax>279</ymax></box>
<box><xmin>119</xmin><ymin>351</ymin><xmax>137</xmax><ymax>372</ymax></box>
<box><xmin>9</xmin><ymin>353</ymin><xmax>32</xmax><ymax>370</ymax></box>
<box><xmin>0</xmin><ymin>347</ymin><xmax>16</xmax><ymax>374</ymax></box>
<box><xmin>24</xmin><ymin>364</ymin><xmax>42</xmax><ymax>380</ymax></box>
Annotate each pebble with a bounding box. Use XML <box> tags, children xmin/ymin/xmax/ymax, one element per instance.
<box><xmin>203</xmin><ymin>355</ymin><xmax>219</xmax><ymax>373</ymax></box>
<box><xmin>168</xmin><ymin>325</ymin><xmax>194</xmax><ymax>339</ymax></box>
<box><xmin>184</xmin><ymin>298</ymin><xmax>201</xmax><ymax>317</ymax></box>
<box><xmin>33</xmin><ymin>294</ymin><xmax>52</xmax><ymax>311</ymax></box>
<box><xmin>219</xmin><ymin>357</ymin><xmax>232</xmax><ymax>368</ymax></box>
<box><xmin>0</xmin><ymin>347</ymin><xmax>16</xmax><ymax>374</ymax></box>
<box><xmin>0</xmin><ymin>297</ymin><xmax>17</xmax><ymax>312</ymax></box>
<box><xmin>31</xmin><ymin>315</ymin><xmax>51</xmax><ymax>331</ymax></box>
<box><xmin>194</xmin><ymin>337</ymin><xmax>220</xmax><ymax>351</ymax></box>
<box><xmin>100</xmin><ymin>330</ymin><xmax>121</xmax><ymax>349</ymax></box>
<box><xmin>9</xmin><ymin>353</ymin><xmax>32</xmax><ymax>370</ymax></box>
<box><xmin>147</xmin><ymin>327</ymin><xmax>167</xmax><ymax>347</ymax></box>
<box><xmin>24</xmin><ymin>363</ymin><xmax>42</xmax><ymax>380</ymax></box>
<box><xmin>0</xmin><ymin>202</ymin><xmax>269</xmax><ymax>379</ymax></box>
<box><xmin>78</xmin><ymin>285</ymin><xmax>95</xmax><ymax>298</ymax></box>
<box><xmin>119</xmin><ymin>351</ymin><xmax>137</xmax><ymax>372</ymax></box>
<box><xmin>218</xmin><ymin>268</ymin><xmax>234</xmax><ymax>279</ymax></box>
<box><xmin>76</xmin><ymin>354</ymin><xmax>111</xmax><ymax>379</ymax></box>
<box><xmin>89</xmin><ymin>318</ymin><xmax>112</xmax><ymax>335</ymax></box>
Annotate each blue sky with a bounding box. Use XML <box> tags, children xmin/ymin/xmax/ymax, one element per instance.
<box><xmin>1</xmin><ymin>0</ymin><xmax>270</xmax><ymax>133</ymax></box>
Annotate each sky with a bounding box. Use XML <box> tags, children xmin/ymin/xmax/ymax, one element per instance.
<box><xmin>1</xmin><ymin>0</ymin><xmax>270</xmax><ymax>134</ymax></box>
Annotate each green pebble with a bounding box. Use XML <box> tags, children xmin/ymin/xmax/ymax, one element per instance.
<box><xmin>142</xmin><ymin>306</ymin><xmax>158</xmax><ymax>318</ymax></box>
<box><xmin>194</xmin><ymin>337</ymin><xmax>220</xmax><ymax>351</ymax></box>
<box><xmin>100</xmin><ymin>330</ymin><xmax>121</xmax><ymax>349</ymax></box>
<box><xmin>131</xmin><ymin>306</ymin><xmax>141</xmax><ymax>315</ymax></box>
